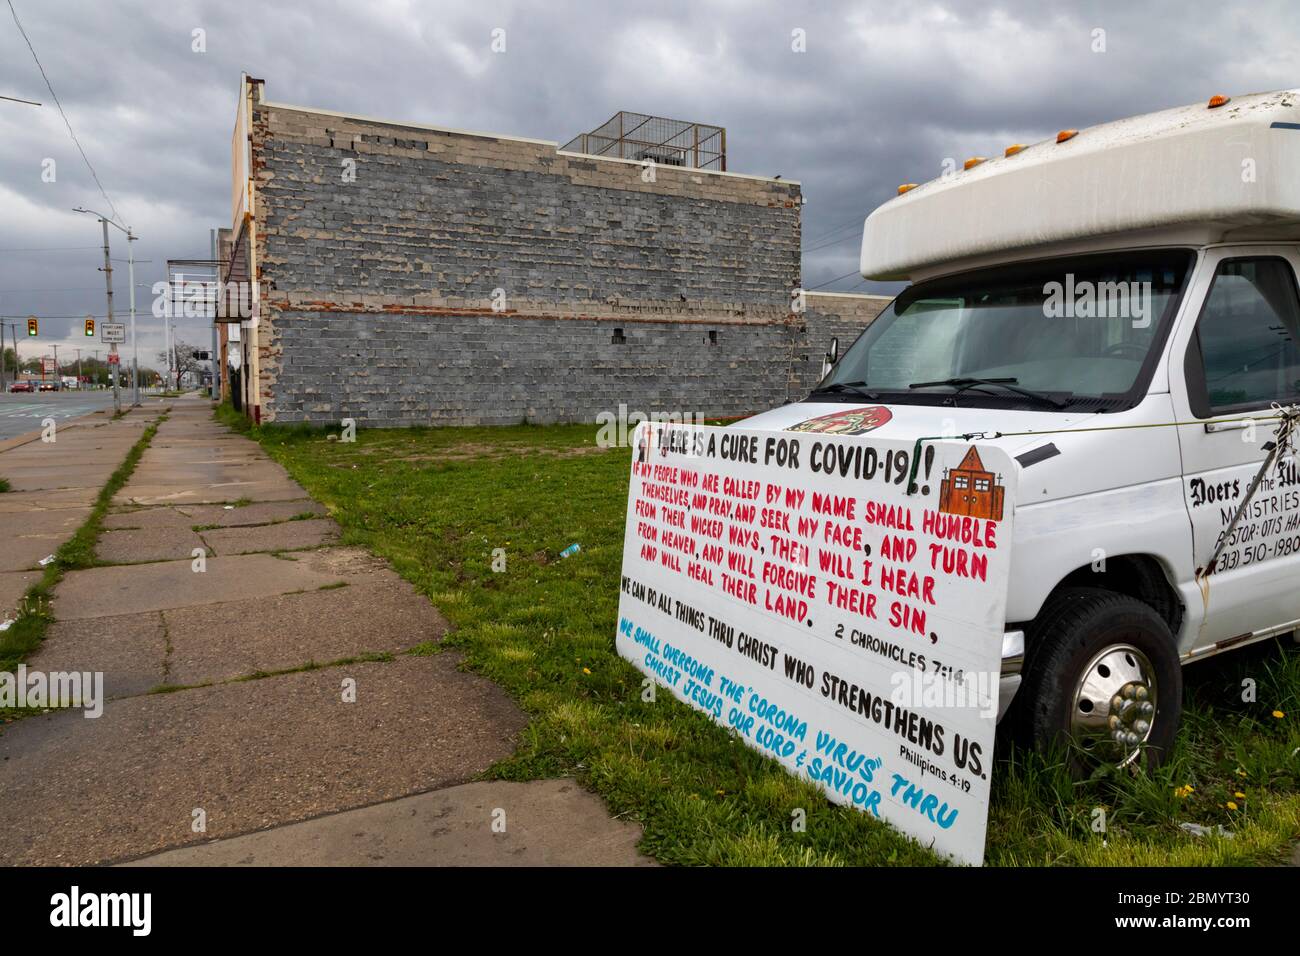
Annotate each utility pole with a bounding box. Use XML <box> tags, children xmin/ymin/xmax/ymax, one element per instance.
<box><xmin>75</xmin><ymin>348</ymin><xmax>82</xmax><ymax>386</ymax></box>
<box><xmin>0</xmin><ymin>322</ymin><xmax>6</xmax><ymax>390</ymax></box>
<box><xmin>74</xmin><ymin>207</ymin><xmax>135</xmax><ymax>406</ymax></box>
<box><xmin>128</xmin><ymin>228</ymin><xmax>139</xmax><ymax>405</ymax></box>
<box><xmin>99</xmin><ymin>217</ymin><xmax>120</xmax><ymax>413</ymax></box>
<box><xmin>210</xmin><ymin>228</ymin><xmax>221</xmax><ymax>401</ymax></box>
<box><xmin>52</xmin><ymin>344</ymin><xmax>58</xmax><ymax>386</ymax></box>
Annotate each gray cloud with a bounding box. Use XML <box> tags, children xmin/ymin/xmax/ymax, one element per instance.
<box><xmin>1</xmin><ymin>0</ymin><xmax>1297</xmax><ymax>361</ymax></box>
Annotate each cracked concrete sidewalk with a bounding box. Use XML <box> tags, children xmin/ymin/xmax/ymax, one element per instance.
<box><xmin>0</xmin><ymin>395</ymin><xmax>651</xmax><ymax>866</ymax></box>
<box><xmin>0</xmin><ymin>406</ymin><xmax>150</xmax><ymax>620</ymax></box>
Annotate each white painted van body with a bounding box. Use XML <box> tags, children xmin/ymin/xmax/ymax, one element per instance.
<box><xmin>747</xmin><ymin>90</ymin><xmax>1300</xmax><ymax>721</ymax></box>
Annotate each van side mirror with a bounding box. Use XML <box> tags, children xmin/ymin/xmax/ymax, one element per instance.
<box><xmin>821</xmin><ymin>337</ymin><xmax>839</xmax><ymax>380</ymax></box>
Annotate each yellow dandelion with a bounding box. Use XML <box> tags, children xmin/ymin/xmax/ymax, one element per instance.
<box><xmin>1226</xmin><ymin>801</ymin><xmax>1239</xmax><ymax>810</ymax></box>
<box><xmin>1273</xmin><ymin>710</ymin><xmax>1285</xmax><ymax>719</ymax></box>
<box><xmin>1234</xmin><ymin>791</ymin><xmax>1246</xmax><ymax>799</ymax></box>
<box><xmin>1174</xmin><ymin>784</ymin><xmax>1194</xmax><ymax>798</ymax></box>
<box><xmin>582</xmin><ymin>667</ymin><xmax>591</xmax><ymax>675</ymax></box>
<box><xmin>1236</xmin><ymin>769</ymin><xmax>1248</xmax><ymax>778</ymax></box>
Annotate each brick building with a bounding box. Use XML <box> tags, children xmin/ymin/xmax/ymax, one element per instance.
<box><xmin>221</xmin><ymin>76</ymin><xmax>886</xmax><ymax>425</ymax></box>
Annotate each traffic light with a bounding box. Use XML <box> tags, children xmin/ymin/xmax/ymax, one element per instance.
<box><xmin>84</xmin><ymin>318</ymin><xmax>95</xmax><ymax>337</ymax></box>
<box><xmin>27</xmin><ymin>317</ymin><xmax>37</xmax><ymax>336</ymax></box>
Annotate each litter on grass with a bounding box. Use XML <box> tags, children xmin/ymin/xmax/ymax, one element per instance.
<box><xmin>1178</xmin><ymin>822</ymin><xmax>1235</xmax><ymax>839</ymax></box>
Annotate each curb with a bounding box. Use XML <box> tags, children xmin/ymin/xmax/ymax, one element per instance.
<box><xmin>0</xmin><ymin>404</ymin><xmax>154</xmax><ymax>455</ymax></box>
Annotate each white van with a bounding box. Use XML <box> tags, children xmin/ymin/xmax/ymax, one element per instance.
<box><xmin>745</xmin><ymin>89</ymin><xmax>1300</xmax><ymax>768</ymax></box>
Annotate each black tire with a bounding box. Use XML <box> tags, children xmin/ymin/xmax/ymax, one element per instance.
<box><xmin>1015</xmin><ymin>587</ymin><xmax>1182</xmax><ymax>771</ymax></box>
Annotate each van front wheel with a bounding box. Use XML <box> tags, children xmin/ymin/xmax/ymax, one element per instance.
<box><xmin>1018</xmin><ymin>588</ymin><xmax>1182</xmax><ymax>769</ymax></box>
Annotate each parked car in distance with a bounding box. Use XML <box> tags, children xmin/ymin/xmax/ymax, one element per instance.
<box><xmin>8</xmin><ymin>381</ymin><xmax>35</xmax><ymax>393</ymax></box>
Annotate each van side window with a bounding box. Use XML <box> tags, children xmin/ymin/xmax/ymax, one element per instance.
<box><xmin>1192</xmin><ymin>258</ymin><xmax>1300</xmax><ymax>413</ymax></box>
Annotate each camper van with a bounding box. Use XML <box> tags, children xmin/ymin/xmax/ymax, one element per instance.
<box><xmin>746</xmin><ymin>90</ymin><xmax>1300</xmax><ymax>767</ymax></box>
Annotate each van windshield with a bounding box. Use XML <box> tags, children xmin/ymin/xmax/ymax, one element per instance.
<box><xmin>819</xmin><ymin>250</ymin><xmax>1193</xmax><ymax>410</ymax></box>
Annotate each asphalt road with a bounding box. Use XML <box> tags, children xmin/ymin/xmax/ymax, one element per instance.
<box><xmin>0</xmin><ymin>390</ymin><xmax>120</xmax><ymax>441</ymax></box>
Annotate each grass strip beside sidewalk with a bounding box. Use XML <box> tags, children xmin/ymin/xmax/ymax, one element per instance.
<box><xmin>0</xmin><ymin>414</ymin><xmax>164</xmax><ymax>678</ymax></box>
<box><xmin>243</xmin><ymin>415</ymin><xmax>1299</xmax><ymax>866</ymax></box>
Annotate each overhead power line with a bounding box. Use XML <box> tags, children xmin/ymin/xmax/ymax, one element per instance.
<box><xmin>801</xmin><ymin>210</ymin><xmax>868</xmax><ymax>248</ymax></box>
<box><xmin>0</xmin><ymin>246</ymin><xmax>103</xmax><ymax>253</ymax></box>
<box><xmin>0</xmin><ymin>285</ymin><xmax>154</xmax><ymax>293</ymax></box>
<box><xmin>6</xmin><ymin>0</ymin><xmax>122</xmax><ymax>226</ymax></box>
<box><xmin>0</xmin><ymin>314</ymin><xmax>158</xmax><ymax>321</ymax></box>
<box><xmin>803</xmin><ymin>219</ymin><xmax>861</xmax><ymax>247</ymax></box>
<box><xmin>804</xmin><ymin>232</ymin><xmax>861</xmax><ymax>254</ymax></box>
<box><xmin>805</xmin><ymin>269</ymin><xmax>862</xmax><ymax>291</ymax></box>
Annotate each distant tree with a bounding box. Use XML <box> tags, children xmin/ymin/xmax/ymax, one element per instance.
<box><xmin>158</xmin><ymin>339</ymin><xmax>208</xmax><ymax>389</ymax></box>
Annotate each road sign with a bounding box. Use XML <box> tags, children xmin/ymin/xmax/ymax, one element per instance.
<box><xmin>101</xmin><ymin>323</ymin><xmax>126</xmax><ymax>344</ymax></box>
<box><xmin>107</xmin><ymin>353</ymin><xmax>120</xmax><ymax>365</ymax></box>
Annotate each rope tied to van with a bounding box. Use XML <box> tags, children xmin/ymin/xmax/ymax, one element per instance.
<box><xmin>1198</xmin><ymin>402</ymin><xmax>1300</xmax><ymax>581</ymax></box>
<box><xmin>904</xmin><ymin>408</ymin><xmax>1299</xmax><ymax>499</ymax></box>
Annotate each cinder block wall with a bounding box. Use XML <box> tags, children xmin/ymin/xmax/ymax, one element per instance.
<box><xmin>249</xmin><ymin>98</ymin><xmax>886</xmax><ymax>425</ymax></box>
<box><xmin>273</xmin><ymin>312</ymin><xmax>799</xmax><ymax>426</ymax></box>
<box><xmin>801</xmin><ymin>292</ymin><xmax>890</xmax><ymax>389</ymax></box>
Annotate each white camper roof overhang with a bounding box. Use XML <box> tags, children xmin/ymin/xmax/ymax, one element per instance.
<box><xmin>861</xmin><ymin>90</ymin><xmax>1300</xmax><ymax>282</ymax></box>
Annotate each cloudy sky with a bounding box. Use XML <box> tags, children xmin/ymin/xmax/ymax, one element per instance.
<box><xmin>1</xmin><ymin>0</ymin><xmax>1298</xmax><ymax>362</ymax></box>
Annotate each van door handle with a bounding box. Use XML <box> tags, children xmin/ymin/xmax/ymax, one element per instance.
<box><xmin>1204</xmin><ymin>419</ymin><xmax>1255</xmax><ymax>433</ymax></box>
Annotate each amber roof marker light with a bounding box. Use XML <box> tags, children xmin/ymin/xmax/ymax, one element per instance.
<box><xmin>963</xmin><ymin>156</ymin><xmax>986</xmax><ymax>170</ymax></box>
<box><xmin>1056</xmin><ymin>129</ymin><xmax>1078</xmax><ymax>143</ymax></box>
<box><xmin>1004</xmin><ymin>144</ymin><xmax>1026</xmax><ymax>157</ymax></box>
<box><xmin>1207</xmin><ymin>94</ymin><xmax>1231</xmax><ymax>108</ymax></box>
<box><xmin>897</xmin><ymin>183</ymin><xmax>919</xmax><ymax>195</ymax></box>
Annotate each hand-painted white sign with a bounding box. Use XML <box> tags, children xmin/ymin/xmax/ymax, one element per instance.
<box><xmin>615</xmin><ymin>422</ymin><xmax>1017</xmax><ymax>864</ymax></box>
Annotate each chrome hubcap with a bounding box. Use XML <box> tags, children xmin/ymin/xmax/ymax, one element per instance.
<box><xmin>1071</xmin><ymin>643</ymin><xmax>1157</xmax><ymax>767</ymax></box>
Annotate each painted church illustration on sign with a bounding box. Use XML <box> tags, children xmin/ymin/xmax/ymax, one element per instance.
<box><xmin>938</xmin><ymin>446</ymin><xmax>1005</xmax><ymax>521</ymax></box>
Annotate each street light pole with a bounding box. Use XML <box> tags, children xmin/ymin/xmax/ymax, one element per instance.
<box><xmin>98</xmin><ymin>216</ymin><xmax>120</xmax><ymax>413</ymax></box>
<box><xmin>74</xmin><ymin>207</ymin><xmax>135</xmax><ymax>408</ymax></box>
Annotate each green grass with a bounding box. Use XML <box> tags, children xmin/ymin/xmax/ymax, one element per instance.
<box><xmin>214</xmin><ymin>401</ymin><xmax>254</xmax><ymax>435</ymax></box>
<box><xmin>245</xmin><ymin>416</ymin><xmax>1300</xmax><ymax>866</ymax></box>
<box><xmin>0</xmin><ymin>477</ymin><xmax>10</xmax><ymax>493</ymax></box>
<box><xmin>0</xmin><ymin>414</ymin><xmax>163</xmax><ymax>722</ymax></box>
